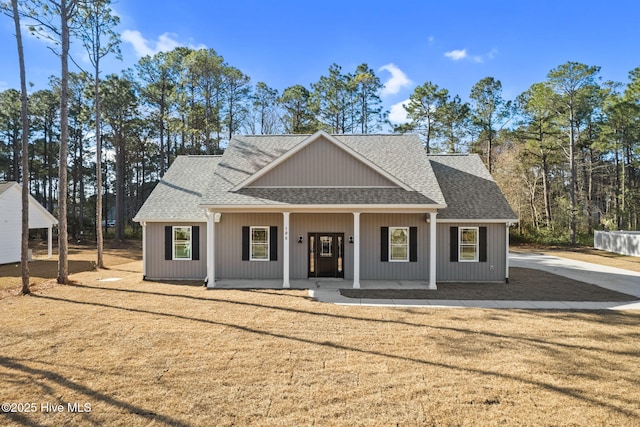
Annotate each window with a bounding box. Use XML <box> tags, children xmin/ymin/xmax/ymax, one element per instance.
<box><xmin>381</xmin><ymin>226</ymin><xmax>417</xmax><ymax>263</ymax></box>
<box><xmin>459</xmin><ymin>227</ymin><xmax>479</xmax><ymax>262</ymax></box>
<box><xmin>320</xmin><ymin>236</ymin><xmax>332</xmax><ymax>257</ymax></box>
<box><xmin>250</xmin><ymin>226</ymin><xmax>269</xmax><ymax>261</ymax></box>
<box><xmin>173</xmin><ymin>226</ymin><xmax>192</xmax><ymax>260</ymax></box>
<box><xmin>389</xmin><ymin>227</ymin><xmax>409</xmax><ymax>262</ymax></box>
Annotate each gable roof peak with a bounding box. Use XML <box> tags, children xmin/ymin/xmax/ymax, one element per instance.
<box><xmin>230</xmin><ymin>131</ymin><xmax>413</xmax><ymax>191</ymax></box>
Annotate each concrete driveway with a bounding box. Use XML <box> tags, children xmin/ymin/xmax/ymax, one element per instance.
<box><xmin>509</xmin><ymin>252</ymin><xmax>640</xmax><ymax>298</ymax></box>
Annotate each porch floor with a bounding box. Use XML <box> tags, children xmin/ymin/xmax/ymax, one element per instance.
<box><xmin>211</xmin><ymin>279</ymin><xmax>431</xmax><ymax>290</ymax></box>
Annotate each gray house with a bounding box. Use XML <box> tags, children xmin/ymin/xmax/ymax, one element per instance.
<box><xmin>133</xmin><ymin>131</ymin><xmax>517</xmax><ymax>289</ymax></box>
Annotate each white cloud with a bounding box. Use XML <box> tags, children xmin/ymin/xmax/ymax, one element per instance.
<box><xmin>475</xmin><ymin>48</ymin><xmax>498</xmax><ymax>63</ymax></box>
<box><xmin>388</xmin><ymin>99</ymin><xmax>410</xmax><ymax>124</ymax></box>
<box><xmin>445</xmin><ymin>48</ymin><xmax>498</xmax><ymax>63</ymax></box>
<box><xmin>122</xmin><ymin>29</ymin><xmax>206</xmax><ymax>58</ymax></box>
<box><xmin>444</xmin><ymin>49</ymin><xmax>467</xmax><ymax>61</ymax></box>
<box><xmin>379</xmin><ymin>63</ymin><xmax>412</xmax><ymax>96</ymax></box>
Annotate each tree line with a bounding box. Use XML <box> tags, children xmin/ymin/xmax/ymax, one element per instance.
<box><xmin>2</xmin><ymin>1</ymin><xmax>639</xmax><ymax>293</ymax></box>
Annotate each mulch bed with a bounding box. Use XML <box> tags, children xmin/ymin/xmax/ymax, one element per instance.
<box><xmin>340</xmin><ymin>267</ymin><xmax>638</xmax><ymax>302</ymax></box>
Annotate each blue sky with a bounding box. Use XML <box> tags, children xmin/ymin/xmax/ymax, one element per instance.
<box><xmin>1</xmin><ymin>0</ymin><xmax>639</xmax><ymax>126</ymax></box>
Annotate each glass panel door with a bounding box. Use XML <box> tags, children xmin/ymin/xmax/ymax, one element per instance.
<box><xmin>308</xmin><ymin>233</ymin><xmax>344</xmax><ymax>278</ymax></box>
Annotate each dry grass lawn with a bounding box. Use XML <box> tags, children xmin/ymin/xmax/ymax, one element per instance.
<box><xmin>0</xmin><ymin>240</ymin><xmax>141</xmax><ymax>294</ymax></box>
<box><xmin>1</xmin><ymin>245</ymin><xmax>640</xmax><ymax>426</ymax></box>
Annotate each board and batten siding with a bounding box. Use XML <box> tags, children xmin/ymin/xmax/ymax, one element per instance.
<box><xmin>436</xmin><ymin>222</ymin><xmax>507</xmax><ymax>282</ymax></box>
<box><xmin>360</xmin><ymin>213</ymin><xmax>430</xmax><ymax>280</ymax></box>
<box><xmin>215</xmin><ymin>212</ymin><xmax>432</xmax><ymax>281</ymax></box>
<box><xmin>145</xmin><ymin>222</ymin><xmax>207</xmax><ymax>280</ymax></box>
<box><xmin>249</xmin><ymin>137</ymin><xmax>396</xmax><ymax>188</ymax></box>
<box><xmin>215</xmin><ymin>213</ymin><xmax>283</xmax><ymax>279</ymax></box>
<box><xmin>289</xmin><ymin>213</ymin><xmax>354</xmax><ymax>279</ymax></box>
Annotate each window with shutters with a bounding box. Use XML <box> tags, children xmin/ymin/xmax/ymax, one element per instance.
<box><xmin>389</xmin><ymin>227</ymin><xmax>409</xmax><ymax>262</ymax></box>
<box><xmin>250</xmin><ymin>226</ymin><xmax>270</xmax><ymax>261</ymax></box>
<box><xmin>459</xmin><ymin>227</ymin><xmax>479</xmax><ymax>262</ymax></box>
<box><xmin>173</xmin><ymin>226</ymin><xmax>192</xmax><ymax>260</ymax></box>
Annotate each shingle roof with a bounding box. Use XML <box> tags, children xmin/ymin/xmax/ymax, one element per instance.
<box><xmin>236</xmin><ymin>188</ymin><xmax>434</xmax><ymax>205</ymax></box>
<box><xmin>428</xmin><ymin>154</ymin><xmax>517</xmax><ymax>220</ymax></box>
<box><xmin>199</xmin><ymin>132</ymin><xmax>446</xmax><ymax>206</ymax></box>
<box><xmin>134</xmin><ymin>134</ymin><xmax>517</xmax><ymax>222</ymax></box>
<box><xmin>133</xmin><ymin>156</ymin><xmax>221</xmax><ymax>221</ymax></box>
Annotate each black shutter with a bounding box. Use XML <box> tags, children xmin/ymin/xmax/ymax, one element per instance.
<box><xmin>165</xmin><ymin>226</ymin><xmax>172</xmax><ymax>260</ymax></box>
<box><xmin>192</xmin><ymin>226</ymin><xmax>200</xmax><ymax>260</ymax></box>
<box><xmin>270</xmin><ymin>226</ymin><xmax>278</xmax><ymax>261</ymax></box>
<box><xmin>242</xmin><ymin>226</ymin><xmax>250</xmax><ymax>261</ymax></box>
<box><xmin>479</xmin><ymin>226</ymin><xmax>487</xmax><ymax>262</ymax></box>
<box><xmin>450</xmin><ymin>227</ymin><xmax>459</xmax><ymax>262</ymax></box>
<box><xmin>409</xmin><ymin>226</ymin><xmax>418</xmax><ymax>262</ymax></box>
<box><xmin>380</xmin><ymin>227</ymin><xmax>389</xmax><ymax>262</ymax></box>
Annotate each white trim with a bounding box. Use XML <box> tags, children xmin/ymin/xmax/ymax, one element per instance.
<box><xmin>505</xmin><ymin>223</ymin><xmax>510</xmax><ymax>283</ymax></box>
<box><xmin>250</xmin><ymin>226</ymin><xmax>270</xmax><ymax>261</ymax></box>
<box><xmin>429</xmin><ymin>212</ymin><xmax>437</xmax><ymax>289</ymax></box>
<box><xmin>199</xmin><ymin>204</ymin><xmax>446</xmax><ymax>213</ymax></box>
<box><xmin>458</xmin><ymin>226</ymin><xmax>479</xmax><ymax>263</ymax></box>
<box><xmin>388</xmin><ymin>226</ymin><xmax>410</xmax><ymax>262</ymax></box>
<box><xmin>206</xmin><ymin>211</ymin><xmax>215</xmax><ymax>288</ymax></box>
<box><xmin>283</xmin><ymin>212</ymin><xmax>290</xmax><ymax>288</ymax></box>
<box><xmin>141</xmin><ymin>222</ymin><xmax>146</xmax><ymax>277</ymax></box>
<box><xmin>133</xmin><ymin>218</ymin><xmax>207</xmax><ymax>223</ymax></box>
<box><xmin>231</xmin><ymin>130</ymin><xmax>414</xmax><ymax>191</ymax></box>
<box><xmin>353</xmin><ymin>212</ymin><xmax>360</xmax><ymax>289</ymax></box>
<box><xmin>436</xmin><ymin>219</ymin><xmax>519</xmax><ymax>224</ymax></box>
<box><xmin>245</xmin><ymin>185</ymin><xmax>400</xmax><ymax>189</ymax></box>
<box><xmin>47</xmin><ymin>225</ymin><xmax>53</xmax><ymax>259</ymax></box>
<box><xmin>172</xmin><ymin>226</ymin><xmax>193</xmax><ymax>261</ymax></box>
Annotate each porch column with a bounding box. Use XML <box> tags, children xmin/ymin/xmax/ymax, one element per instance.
<box><xmin>47</xmin><ymin>225</ymin><xmax>53</xmax><ymax>259</ymax></box>
<box><xmin>353</xmin><ymin>212</ymin><xmax>360</xmax><ymax>289</ymax></box>
<box><xmin>141</xmin><ymin>222</ymin><xmax>146</xmax><ymax>277</ymax></box>
<box><xmin>206</xmin><ymin>210</ymin><xmax>216</xmax><ymax>288</ymax></box>
<box><xmin>283</xmin><ymin>212</ymin><xmax>290</xmax><ymax>288</ymax></box>
<box><xmin>505</xmin><ymin>223</ymin><xmax>510</xmax><ymax>284</ymax></box>
<box><xmin>429</xmin><ymin>212</ymin><xmax>437</xmax><ymax>290</ymax></box>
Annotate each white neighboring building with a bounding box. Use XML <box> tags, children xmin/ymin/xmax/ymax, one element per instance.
<box><xmin>0</xmin><ymin>181</ymin><xmax>58</xmax><ymax>264</ymax></box>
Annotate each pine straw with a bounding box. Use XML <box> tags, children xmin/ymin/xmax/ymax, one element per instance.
<box><xmin>1</xmin><ymin>262</ymin><xmax>639</xmax><ymax>426</ymax></box>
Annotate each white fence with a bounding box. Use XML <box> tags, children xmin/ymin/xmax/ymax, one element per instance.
<box><xmin>594</xmin><ymin>230</ymin><xmax>640</xmax><ymax>257</ymax></box>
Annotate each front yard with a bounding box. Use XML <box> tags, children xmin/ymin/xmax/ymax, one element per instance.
<box><xmin>1</xmin><ymin>258</ymin><xmax>639</xmax><ymax>426</ymax></box>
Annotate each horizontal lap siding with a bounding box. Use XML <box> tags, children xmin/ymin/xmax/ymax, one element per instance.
<box><xmin>290</xmin><ymin>213</ymin><xmax>354</xmax><ymax>279</ymax></box>
<box><xmin>360</xmin><ymin>213</ymin><xmax>430</xmax><ymax>280</ymax></box>
<box><xmin>436</xmin><ymin>222</ymin><xmax>506</xmax><ymax>282</ymax></box>
<box><xmin>216</xmin><ymin>213</ymin><xmax>283</xmax><ymax>279</ymax></box>
<box><xmin>145</xmin><ymin>222</ymin><xmax>207</xmax><ymax>280</ymax></box>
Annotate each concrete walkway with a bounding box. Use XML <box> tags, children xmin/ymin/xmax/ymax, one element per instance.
<box><xmin>306</xmin><ymin>253</ymin><xmax>640</xmax><ymax>310</ymax></box>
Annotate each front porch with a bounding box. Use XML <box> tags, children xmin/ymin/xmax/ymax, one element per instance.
<box><xmin>211</xmin><ymin>278</ymin><xmax>435</xmax><ymax>290</ymax></box>
<box><xmin>205</xmin><ymin>210</ymin><xmax>439</xmax><ymax>290</ymax></box>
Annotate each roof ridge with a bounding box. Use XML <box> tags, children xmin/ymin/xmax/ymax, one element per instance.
<box><xmin>233</xmin><ymin>133</ymin><xmax>418</xmax><ymax>137</ymax></box>
<box><xmin>185</xmin><ymin>154</ymin><xmax>223</xmax><ymax>158</ymax></box>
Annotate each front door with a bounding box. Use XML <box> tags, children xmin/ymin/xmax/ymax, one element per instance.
<box><xmin>308</xmin><ymin>233</ymin><xmax>344</xmax><ymax>278</ymax></box>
